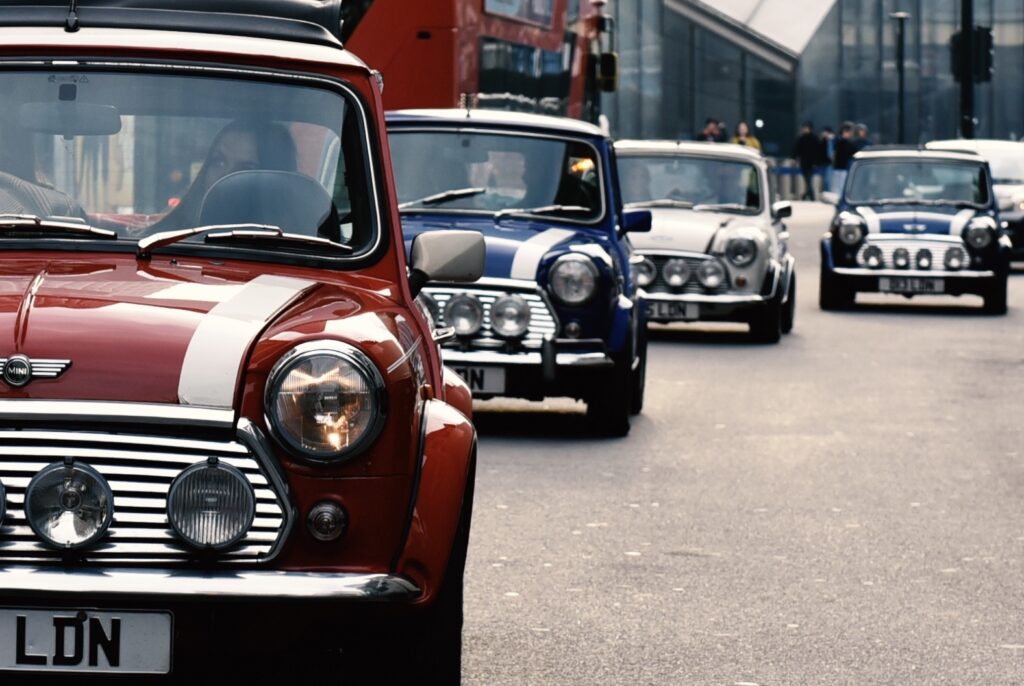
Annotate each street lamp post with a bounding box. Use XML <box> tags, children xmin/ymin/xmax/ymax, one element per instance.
<box><xmin>890</xmin><ymin>11</ymin><xmax>910</xmax><ymax>145</ymax></box>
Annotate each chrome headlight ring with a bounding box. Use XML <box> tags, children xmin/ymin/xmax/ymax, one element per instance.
<box><xmin>490</xmin><ymin>294</ymin><xmax>531</xmax><ymax>339</ymax></box>
<box><xmin>725</xmin><ymin>236</ymin><xmax>759</xmax><ymax>267</ymax></box>
<box><xmin>265</xmin><ymin>340</ymin><xmax>387</xmax><ymax>463</ymax></box>
<box><xmin>965</xmin><ymin>219</ymin><xmax>996</xmax><ymax>250</ymax></box>
<box><xmin>696</xmin><ymin>259</ymin><xmax>728</xmax><ymax>289</ymax></box>
<box><xmin>662</xmin><ymin>259</ymin><xmax>692</xmax><ymax>288</ymax></box>
<box><xmin>549</xmin><ymin>254</ymin><xmax>599</xmax><ymax>306</ymax></box>
<box><xmin>633</xmin><ymin>256</ymin><xmax>656</xmax><ymax>288</ymax></box>
<box><xmin>837</xmin><ymin>213</ymin><xmax>866</xmax><ymax>246</ymax></box>
<box><xmin>444</xmin><ymin>294</ymin><xmax>485</xmax><ymax>336</ymax></box>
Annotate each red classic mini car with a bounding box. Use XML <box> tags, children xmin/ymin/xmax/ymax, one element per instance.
<box><xmin>0</xmin><ymin>1</ymin><xmax>484</xmax><ymax>682</ymax></box>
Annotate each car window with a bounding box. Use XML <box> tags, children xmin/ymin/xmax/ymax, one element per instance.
<box><xmin>983</xmin><ymin>150</ymin><xmax>1024</xmax><ymax>185</ymax></box>
<box><xmin>617</xmin><ymin>155</ymin><xmax>762</xmax><ymax>212</ymax></box>
<box><xmin>847</xmin><ymin>160</ymin><xmax>990</xmax><ymax>205</ymax></box>
<box><xmin>388</xmin><ymin>130</ymin><xmax>604</xmax><ymax>222</ymax></box>
<box><xmin>0</xmin><ymin>70</ymin><xmax>376</xmax><ymax>255</ymax></box>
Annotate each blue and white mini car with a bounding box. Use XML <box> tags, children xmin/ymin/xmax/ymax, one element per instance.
<box><xmin>387</xmin><ymin>110</ymin><xmax>652</xmax><ymax>436</ymax></box>
<box><xmin>820</xmin><ymin>148</ymin><xmax>1010</xmax><ymax>314</ymax></box>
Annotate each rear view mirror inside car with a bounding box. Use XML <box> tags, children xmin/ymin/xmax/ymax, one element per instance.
<box><xmin>18</xmin><ymin>102</ymin><xmax>123</xmax><ymax>138</ymax></box>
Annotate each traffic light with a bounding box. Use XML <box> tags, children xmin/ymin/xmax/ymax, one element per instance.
<box><xmin>951</xmin><ymin>26</ymin><xmax>995</xmax><ymax>83</ymax></box>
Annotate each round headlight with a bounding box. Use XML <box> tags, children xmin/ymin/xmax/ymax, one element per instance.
<box><xmin>696</xmin><ymin>259</ymin><xmax>727</xmax><ymax>289</ymax></box>
<box><xmin>916</xmin><ymin>248</ymin><xmax>933</xmax><ymax>270</ymax></box>
<box><xmin>633</xmin><ymin>257</ymin><xmax>656</xmax><ymax>288</ymax></box>
<box><xmin>838</xmin><ymin>221</ymin><xmax>865</xmax><ymax>246</ymax></box>
<box><xmin>966</xmin><ymin>224</ymin><xmax>994</xmax><ymax>250</ymax></box>
<box><xmin>945</xmin><ymin>246</ymin><xmax>967</xmax><ymax>271</ymax></box>
<box><xmin>549</xmin><ymin>254</ymin><xmax>598</xmax><ymax>305</ymax></box>
<box><xmin>893</xmin><ymin>247</ymin><xmax>910</xmax><ymax>269</ymax></box>
<box><xmin>490</xmin><ymin>295</ymin><xmax>531</xmax><ymax>338</ymax></box>
<box><xmin>266</xmin><ymin>341</ymin><xmax>386</xmax><ymax>461</ymax></box>
<box><xmin>25</xmin><ymin>461</ymin><xmax>113</xmax><ymax>549</ymax></box>
<box><xmin>662</xmin><ymin>259</ymin><xmax>691</xmax><ymax>288</ymax></box>
<box><xmin>863</xmin><ymin>245</ymin><xmax>884</xmax><ymax>269</ymax></box>
<box><xmin>725</xmin><ymin>237</ymin><xmax>758</xmax><ymax>267</ymax></box>
<box><xmin>167</xmin><ymin>460</ymin><xmax>255</xmax><ymax>550</ymax></box>
<box><xmin>444</xmin><ymin>294</ymin><xmax>484</xmax><ymax>336</ymax></box>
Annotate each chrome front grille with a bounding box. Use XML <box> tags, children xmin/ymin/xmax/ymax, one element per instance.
<box><xmin>425</xmin><ymin>286</ymin><xmax>558</xmax><ymax>349</ymax></box>
<box><xmin>643</xmin><ymin>254</ymin><xmax>731</xmax><ymax>295</ymax></box>
<box><xmin>857</xmin><ymin>238</ymin><xmax>972</xmax><ymax>270</ymax></box>
<box><xmin>0</xmin><ymin>429</ymin><xmax>287</xmax><ymax>566</ymax></box>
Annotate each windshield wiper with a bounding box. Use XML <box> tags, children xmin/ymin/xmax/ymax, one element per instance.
<box><xmin>626</xmin><ymin>199</ymin><xmax>694</xmax><ymax>209</ymax></box>
<box><xmin>494</xmin><ymin>205</ymin><xmax>592</xmax><ymax>221</ymax></box>
<box><xmin>0</xmin><ymin>214</ymin><xmax>116</xmax><ymax>240</ymax></box>
<box><xmin>398</xmin><ymin>187</ymin><xmax>487</xmax><ymax>210</ymax></box>
<box><xmin>692</xmin><ymin>203</ymin><xmax>755</xmax><ymax>213</ymax></box>
<box><xmin>137</xmin><ymin>223</ymin><xmax>351</xmax><ymax>259</ymax></box>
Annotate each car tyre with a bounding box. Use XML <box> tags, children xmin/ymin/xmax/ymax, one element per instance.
<box><xmin>749</xmin><ymin>290</ymin><xmax>783</xmax><ymax>344</ymax></box>
<box><xmin>781</xmin><ymin>272</ymin><xmax>796</xmax><ymax>334</ymax></box>
<box><xmin>586</xmin><ymin>345</ymin><xmax>632</xmax><ymax>437</ymax></box>
<box><xmin>630</xmin><ymin>328</ymin><xmax>647</xmax><ymax>416</ymax></box>
<box><xmin>982</xmin><ymin>274</ymin><xmax>1008</xmax><ymax>315</ymax></box>
<box><xmin>819</xmin><ymin>264</ymin><xmax>854</xmax><ymax>311</ymax></box>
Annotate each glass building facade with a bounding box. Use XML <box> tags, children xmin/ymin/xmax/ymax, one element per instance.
<box><xmin>801</xmin><ymin>0</ymin><xmax>1024</xmax><ymax>144</ymax></box>
<box><xmin>603</xmin><ymin>0</ymin><xmax>1024</xmax><ymax>154</ymax></box>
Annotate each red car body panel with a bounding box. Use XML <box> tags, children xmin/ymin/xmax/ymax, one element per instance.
<box><xmin>0</xmin><ymin>27</ymin><xmax>475</xmax><ymax>604</ymax></box>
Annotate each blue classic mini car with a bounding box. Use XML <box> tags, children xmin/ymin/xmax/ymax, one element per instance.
<box><xmin>820</xmin><ymin>148</ymin><xmax>1010</xmax><ymax>314</ymax></box>
<box><xmin>387</xmin><ymin>109</ymin><xmax>652</xmax><ymax>436</ymax></box>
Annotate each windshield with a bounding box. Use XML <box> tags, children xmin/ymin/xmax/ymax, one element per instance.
<box><xmin>388</xmin><ymin>130</ymin><xmax>604</xmax><ymax>222</ymax></box>
<box><xmin>0</xmin><ymin>70</ymin><xmax>375</xmax><ymax>255</ymax></box>
<box><xmin>617</xmin><ymin>155</ymin><xmax>762</xmax><ymax>212</ymax></box>
<box><xmin>984</xmin><ymin>151</ymin><xmax>1024</xmax><ymax>185</ymax></box>
<box><xmin>847</xmin><ymin>160</ymin><xmax>990</xmax><ymax>206</ymax></box>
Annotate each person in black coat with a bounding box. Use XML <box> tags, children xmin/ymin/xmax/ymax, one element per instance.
<box><xmin>832</xmin><ymin>122</ymin><xmax>857</xmax><ymax>194</ymax></box>
<box><xmin>792</xmin><ymin>122</ymin><xmax>820</xmax><ymax>200</ymax></box>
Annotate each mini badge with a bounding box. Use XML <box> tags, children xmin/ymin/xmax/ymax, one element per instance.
<box><xmin>0</xmin><ymin>355</ymin><xmax>71</xmax><ymax>387</ymax></box>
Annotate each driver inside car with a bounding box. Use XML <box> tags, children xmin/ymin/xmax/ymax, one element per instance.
<box><xmin>0</xmin><ymin>117</ymin><xmax>87</xmax><ymax>219</ymax></box>
<box><xmin>151</xmin><ymin>119</ymin><xmax>298</xmax><ymax>231</ymax></box>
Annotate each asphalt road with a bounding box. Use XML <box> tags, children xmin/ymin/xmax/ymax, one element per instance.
<box><xmin>462</xmin><ymin>202</ymin><xmax>1024</xmax><ymax>686</ymax></box>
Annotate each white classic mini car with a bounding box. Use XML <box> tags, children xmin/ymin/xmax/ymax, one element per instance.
<box><xmin>615</xmin><ymin>141</ymin><xmax>796</xmax><ymax>343</ymax></box>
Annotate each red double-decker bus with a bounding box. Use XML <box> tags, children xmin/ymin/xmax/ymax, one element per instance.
<box><xmin>345</xmin><ymin>0</ymin><xmax>615</xmax><ymax>122</ymax></box>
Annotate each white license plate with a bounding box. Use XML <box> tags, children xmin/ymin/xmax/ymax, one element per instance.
<box><xmin>0</xmin><ymin>609</ymin><xmax>172</xmax><ymax>674</ymax></box>
<box><xmin>453</xmin><ymin>366</ymin><xmax>506</xmax><ymax>394</ymax></box>
<box><xmin>648</xmin><ymin>301</ymin><xmax>699</xmax><ymax>321</ymax></box>
<box><xmin>879</xmin><ymin>277</ymin><xmax>945</xmax><ymax>294</ymax></box>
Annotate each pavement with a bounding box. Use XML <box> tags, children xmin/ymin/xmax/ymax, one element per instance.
<box><xmin>461</xmin><ymin>202</ymin><xmax>1024</xmax><ymax>685</ymax></box>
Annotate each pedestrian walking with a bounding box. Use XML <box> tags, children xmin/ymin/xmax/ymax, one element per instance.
<box><xmin>818</xmin><ymin>126</ymin><xmax>835</xmax><ymax>192</ymax></box>
<box><xmin>730</xmin><ymin>121</ymin><xmax>762</xmax><ymax>152</ymax></box>
<box><xmin>792</xmin><ymin>121</ymin><xmax>820</xmax><ymax>201</ymax></box>
<box><xmin>832</xmin><ymin>122</ymin><xmax>856</xmax><ymax>194</ymax></box>
<box><xmin>852</xmin><ymin>123</ymin><xmax>871</xmax><ymax>153</ymax></box>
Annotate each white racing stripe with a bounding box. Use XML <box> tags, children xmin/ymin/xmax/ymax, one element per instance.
<box><xmin>178</xmin><ymin>275</ymin><xmax>317</xmax><ymax>409</ymax></box>
<box><xmin>856</xmin><ymin>206</ymin><xmax>881</xmax><ymax>233</ymax></box>
<box><xmin>949</xmin><ymin>209</ymin><xmax>976</xmax><ymax>235</ymax></box>
<box><xmin>509</xmin><ymin>229</ymin><xmax>575</xmax><ymax>280</ymax></box>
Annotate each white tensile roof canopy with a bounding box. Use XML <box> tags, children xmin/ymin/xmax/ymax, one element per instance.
<box><xmin>696</xmin><ymin>0</ymin><xmax>838</xmax><ymax>55</ymax></box>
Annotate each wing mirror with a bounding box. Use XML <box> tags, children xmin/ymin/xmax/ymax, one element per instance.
<box><xmin>821</xmin><ymin>191</ymin><xmax>840</xmax><ymax>206</ymax></box>
<box><xmin>408</xmin><ymin>230</ymin><xmax>485</xmax><ymax>296</ymax></box>
<box><xmin>772</xmin><ymin>201</ymin><xmax>793</xmax><ymax>219</ymax></box>
<box><xmin>622</xmin><ymin>209</ymin><xmax>652</xmax><ymax>233</ymax></box>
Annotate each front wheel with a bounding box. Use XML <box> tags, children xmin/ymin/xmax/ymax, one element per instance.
<box><xmin>781</xmin><ymin>273</ymin><xmax>796</xmax><ymax>334</ymax></box>
<box><xmin>630</xmin><ymin>328</ymin><xmax>648</xmax><ymax>416</ymax></box>
<box><xmin>982</xmin><ymin>274</ymin><xmax>1008</xmax><ymax>315</ymax></box>
<box><xmin>819</xmin><ymin>264</ymin><xmax>854</xmax><ymax>311</ymax></box>
<box><xmin>749</xmin><ymin>292</ymin><xmax>783</xmax><ymax>344</ymax></box>
<box><xmin>586</xmin><ymin>350</ymin><xmax>632</xmax><ymax>437</ymax></box>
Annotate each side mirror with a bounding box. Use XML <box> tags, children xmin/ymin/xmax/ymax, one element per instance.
<box><xmin>408</xmin><ymin>230</ymin><xmax>485</xmax><ymax>295</ymax></box>
<box><xmin>821</xmin><ymin>191</ymin><xmax>839</xmax><ymax>206</ymax></box>
<box><xmin>772</xmin><ymin>201</ymin><xmax>793</xmax><ymax>219</ymax></box>
<box><xmin>600</xmin><ymin>53</ymin><xmax>618</xmax><ymax>93</ymax></box>
<box><xmin>622</xmin><ymin>209</ymin><xmax>652</xmax><ymax>233</ymax></box>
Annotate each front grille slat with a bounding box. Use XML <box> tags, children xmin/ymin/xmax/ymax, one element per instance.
<box><xmin>426</xmin><ymin>286</ymin><xmax>559</xmax><ymax>349</ymax></box>
<box><xmin>0</xmin><ymin>429</ymin><xmax>287</xmax><ymax>566</ymax></box>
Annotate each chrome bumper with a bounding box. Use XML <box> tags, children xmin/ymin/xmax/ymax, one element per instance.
<box><xmin>833</xmin><ymin>267</ymin><xmax>995</xmax><ymax>278</ymax></box>
<box><xmin>644</xmin><ymin>292</ymin><xmax>769</xmax><ymax>305</ymax></box>
<box><xmin>0</xmin><ymin>567</ymin><xmax>420</xmax><ymax>601</ymax></box>
<box><xmin>442</xmin><ymin>348</ymin><xmax>611</xmax><ymax>367</ymax></box>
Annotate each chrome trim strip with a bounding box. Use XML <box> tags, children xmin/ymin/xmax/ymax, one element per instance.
<box><xmin>863</xmin><ymin>233</ymin><xmax>964</xmax><ymax>244</ymax></box>
<box><xmin>386</xmin><ymin>335</ymin><xmax>423</xmax><ymax>375</ymax></box>
<box><xmin>643</xmin><ymin>292</ymin><xmax>769</xmax><ymax>305</ymax></box>
<box><xmin>0</xmin><ymin>567</ymin><xmax>419</xmax><ymax>601</ymax></box>
<box><xmin>468</xmin><ymin>276</ymin><xmax>542</xmax><ymax>290</ymax></box>
<box><xmin>442</xmin><ymin>350</ymin><xmax>610</xmax><ymax>367</ymax></box>
<box><xmin>237</xmin><ymin>418</ymin><xmax>295</xmax><ymax>562</ymax></box>
<box><xmin>636</xmin><ymin>249</ymin><xmax>714</xmax><ymax>260</ymax></box>
<box><xmin>0</xmin><ymin>400</ymin><xmax>234</xmax><ymax>429</ymax></box>
<box><xmin>834</xmin><ymin>268</ymin><xmax>995</xmax><ymax>278</ymax></box>
<box><xmin>178</xmin><ymin>274</ymin><xmax>317</xmax><ymax>409</ymax></box>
